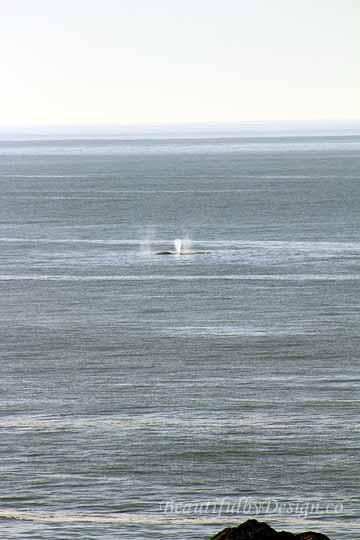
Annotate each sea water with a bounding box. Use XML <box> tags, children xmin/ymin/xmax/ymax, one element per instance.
<box><xmin>0</xmin><ymin>126</ymin><xmax>359</xmax><ymax>539</ymax></box>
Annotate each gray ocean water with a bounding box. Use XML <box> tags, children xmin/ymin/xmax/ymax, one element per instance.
<box><xmin>0</xmin><ymin>128</ymin><xmax>359</xmax><ymax>539</ymax></box>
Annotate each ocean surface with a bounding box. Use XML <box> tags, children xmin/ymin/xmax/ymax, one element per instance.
<box><xmin>0</xmin><ymin>126</ymin><xmax>359</xmax><ymax>539</ymax></box>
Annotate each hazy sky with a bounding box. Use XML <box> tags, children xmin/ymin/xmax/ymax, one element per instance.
<box><xmin>1</xmin><ymin>0</ymin><xmax>359</xmax><ymax>126</ymax></box>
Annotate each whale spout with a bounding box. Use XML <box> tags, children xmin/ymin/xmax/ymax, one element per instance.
<box><xmin>156</xmin><ymin>237</ymin><xmax>206</xmax><ymax>255</ymax></box>
<box><xmin>174</xmin><ymin>238</ymin><xmax>183</xmax><ymax>255</ymax></box>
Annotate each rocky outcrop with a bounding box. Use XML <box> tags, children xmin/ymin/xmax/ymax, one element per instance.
<box><xmin>211</xmin><ymin>519</ymin><xmax>331</xmax><ymax>540</ymax></box>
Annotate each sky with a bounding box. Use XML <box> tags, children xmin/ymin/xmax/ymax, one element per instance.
<box><xmin>0</xmin><ymin>0</ymin><xmax>359</xmax><ymax>126</ymax></box>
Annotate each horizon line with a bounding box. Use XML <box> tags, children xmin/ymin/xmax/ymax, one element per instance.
<box><xmin>1</xmin><ymin>118</ymin><xmax>360</xmax><ymax>132</ymax></box>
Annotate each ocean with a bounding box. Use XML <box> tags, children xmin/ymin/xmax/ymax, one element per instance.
<box><xmin>0</xmin><ymin>126</ymin><xmax>359</xmax><ymax>539</ymax></box>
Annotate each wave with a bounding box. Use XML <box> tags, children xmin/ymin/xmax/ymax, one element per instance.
<box><xmin>0</xmin><ymin>509</ymin><xmax>356</xmax><ymax>530</ymax></box>
<box><xmin>0</xmin><ymin>237</ymin><xmax>359</xmax><ymax>250</ymax></box>
<box><xmin>0</xmin><ymin>174</ymin><xmax>111</xmax><ymax>178</ymax></box>
<box><xmin>0</xmin><ymin>274</ymin><xmax>359</xmax><ymax>282</ymax></box>
<box><xmin>0</xmin><ymin>238</ymin><xmax>142</xmax><ymax>245</ymax></box>
<box><xmin>0</xmin><ymin>174</ymin><xmax>358</xmax><ymax>178</ymax></box>
<box><xmin>0</xmin><ymin>509</ymin><xmax>254</xmax><ymax>525</ymax></box>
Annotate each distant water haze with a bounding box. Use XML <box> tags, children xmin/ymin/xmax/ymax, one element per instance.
<box><xmin>1</xmin><ymin>119</ymin><xmax>360</xmax><ymax>141</ymax></box>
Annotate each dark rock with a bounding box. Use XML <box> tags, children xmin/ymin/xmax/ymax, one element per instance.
<box><xmin>211</xmin><ymin>519</ymin><xmax>331</xmax><ymax>540</ymax></box>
